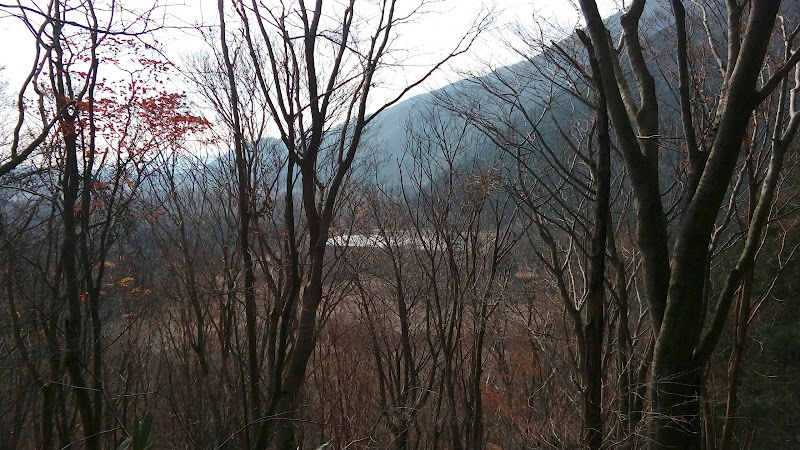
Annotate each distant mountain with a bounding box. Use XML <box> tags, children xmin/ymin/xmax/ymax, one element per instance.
<box><xmin>357</xmin><ymin>1</ymin><xmax>697</xmax><ymax>186</ymax></box>
<box><xmin>242</xmin><ymin>1</ymin><xmax>797</xmax><ymax>191</ymax></box>
<box><xmin>359</xmin><ymin>10</ymin><xmax>625</xmax><ymax>184</ymax></box>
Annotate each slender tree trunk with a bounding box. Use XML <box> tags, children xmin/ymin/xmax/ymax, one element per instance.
<box><xmin>468</xmin><ymin>321</ymin><xmax>485</xmax><ymax>450</ymax></box>
<box><xmin>61</xmin><ymin>114</ymin><xmax>99</xmax><ymax>450</ymax></box>
<box><xmin>719</xmin><ymin>266</ymin><xmax>753</xmax><ymax>450</ymax></box>
<box><xmin>577</xmin><ymin>28</ymin><xmax>611</xmax><ymax>450</ymax></box>
<box><xmin>49</xmin><ymin>4</ymin><xmax>100</xmax><ymax>448</ymax></box>
<box><xmin>216</xmin><ymin>2</ymin><xmax>262</xmax><ymax>442</ymax></box>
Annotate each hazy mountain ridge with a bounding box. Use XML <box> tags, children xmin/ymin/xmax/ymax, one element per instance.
<box><xmin>359</xmin><ymin>0</ymin><xmax>769</xmax><ymax>184</ymax></box>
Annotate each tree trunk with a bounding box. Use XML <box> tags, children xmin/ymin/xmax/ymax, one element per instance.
<box><xmin>577</xmin><ymin>28</ymin><xmax>612</xmax><ymax>450</ymax></box>
<box><xmin>719</xmin><ymin>266</ymin><xmax>753</xmax><ymax>450</ymax></box>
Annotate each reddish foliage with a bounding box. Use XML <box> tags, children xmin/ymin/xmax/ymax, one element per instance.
<box><xmin>57</xmin><ymin>38</ymin><xmax>213</xmax><ymax>160</ymax></box>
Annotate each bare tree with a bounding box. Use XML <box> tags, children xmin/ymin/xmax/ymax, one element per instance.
<box><xmin>0</xmin><ymin>3</ymin><xmax>206</xmax><ymax>446</ymax></box>
<box><xmin>574</xmin><ymin>1</ymin><xmax>800</xmax><ymax>448</ymax></box>
<box><xmin>211</xmin><ymin>1</ymin><xmax>488</xmax><ymax>448</ymax></box>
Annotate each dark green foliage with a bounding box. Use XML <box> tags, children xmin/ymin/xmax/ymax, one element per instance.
<box><xmin>118</xmin><ymin>413</ymin><xmax>154</xmax><ymax>450</ymax></box>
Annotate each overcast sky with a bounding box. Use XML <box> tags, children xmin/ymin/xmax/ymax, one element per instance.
<box><xmin>0</xmin><ymin>0</ymin><xmax>619</xmax><ymax>109</ymax></box>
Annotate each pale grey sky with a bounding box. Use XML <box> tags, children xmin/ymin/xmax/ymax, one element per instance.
<box><xmin>0</xmin><ymin>0</ymin><xmax>619</xmax><ymax>98</ymax></box>
<box><xmin>0</xmin><ymin>0</ymin><xmax>622</xmax><ymax>151</ymax></box>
